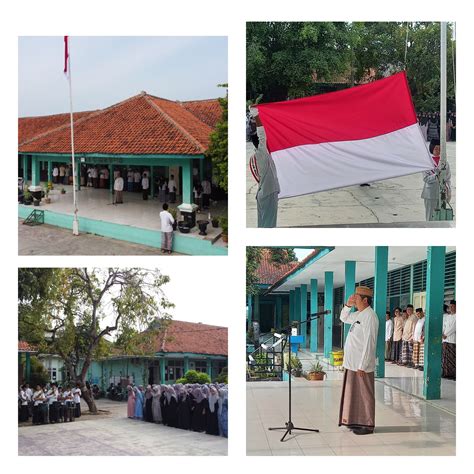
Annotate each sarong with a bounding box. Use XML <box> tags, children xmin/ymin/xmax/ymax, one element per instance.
<box><xmin>413</xmin><ymin>341</ymin><xmax>424</xmax><ymax>367</ymax></box>
<box><xmin>161</xmin><ymin>231</ymin><xmax>173</xmax><ymax>252</ymax></box>
<box><xmin>385</xmin><ymin>340</ymin><xmax>392</xmax><ymax>360</ymax></box>
<box><xmin>115</xmin><ymin>191</ymin><xmax>123</xmax><ymax>204</ymax></box>
<box><xmin>442</xmin><ymin>342</ymin><xmax>456</xmax><ymax>379</ymax></box>
<box><xmin>391</xmin><ymin>340</ymin><xmax>402</xmax><ymax>362</ymax></box>
<box><xmin>401</xmin><ymin>340</ymin><xmax>413</xmax><ymax>364</ymax></box>
<box><xmin>339</xmin><ymin>369</ymin><xmax>375</xmax><ymax>430</ymax></box>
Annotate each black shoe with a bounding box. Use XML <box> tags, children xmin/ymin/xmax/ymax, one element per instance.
<box><xmin>418</xmin><ymin>367</ymin><xmax>424</xmax><ymax>371</ymax></box>
<box><xmin>353</xmin><ymin>428</ymin><xmax>374</xmax><ymax>435</ymax></box>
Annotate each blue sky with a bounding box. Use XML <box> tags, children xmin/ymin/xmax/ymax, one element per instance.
<box><xmin>18</xmin><ymin>36</ymin><xmax>227</xmax><ymax>117</ymax></box>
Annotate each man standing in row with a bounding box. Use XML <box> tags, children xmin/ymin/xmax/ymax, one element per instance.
<box><xmin>391</xmin><ymin>307</ymin><xmax>404</xmax><ymax>363</ymax></box>
<box><xmin>339</xmin><ymin>286</ymin><xmax>379</xmax><ymax>435</ymax></box>
<box><xmin>385</xmin><ymin>311</ymin><xmax>393</xmax><ymax>361</ymax></box>
<box><xmin>401</xmin><ymin>304</ymin><xmax>417</xmax><ymax>366</ymax></box>
<box><xmin>442</xmin><ymin>300</ymin><xmax>456</xmax><ymax>380</ymax></box>
<box><xmin>412</xmin><ymin>308</ymin><xmax>426</xmax><ymax>370</ymax></box>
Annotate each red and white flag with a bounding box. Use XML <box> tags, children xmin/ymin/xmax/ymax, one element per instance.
<box><xmin>64</xmin><ymin>36</ymin><xmax>69</xmax><ymax>75</ymax></box>
<box><xmin>256</xmin><ymin>72</ymin><xmax>432</xmax><ymax>199</ymax></box>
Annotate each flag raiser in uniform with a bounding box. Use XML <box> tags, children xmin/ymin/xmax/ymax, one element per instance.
<box><xmin>256</xmin><ymin>71</ymin><xmax>433</xmax><ymax>199</ymax></box>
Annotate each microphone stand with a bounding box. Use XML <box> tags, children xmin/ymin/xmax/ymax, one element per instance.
<box><xmin>268</xmin><ymin>310</ymin><xmax>331</xmax><ymax>442</ymax></box>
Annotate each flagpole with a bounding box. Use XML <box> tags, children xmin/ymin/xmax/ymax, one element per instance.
<box><xmin>67</xmin><ymin>37</ymin><xmax>79</xmax><ymax>235</ymax></box>
<box><xmin>438</xmin><ymin>22</ymin><xmax>448</xmax><ymax>218</ymax></box>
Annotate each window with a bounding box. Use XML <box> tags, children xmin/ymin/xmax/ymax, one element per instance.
<box><xmin>194</xmin><ymin>360</ymin><xmax>208</xmax><ymax>373</ymax></box>
<box><xmin>48</xmin><ymin>368</ymin><xmax>57</xmax><ymax>381</ymax></box>
<box><xmin>165</xmin><ymin>360</ymin><xmax>184</xmax><ymax>382</ymax></box>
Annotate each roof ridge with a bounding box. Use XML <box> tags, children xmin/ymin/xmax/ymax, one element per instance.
<box><xmin>181</xmin><ymin>98</ymin><xmax>221</xmax><ymax>104</ymax></box>
<box><xmin>144</xmin><ymin>95</ymin><xmax>207</xmax><ymax>154</ymax></box>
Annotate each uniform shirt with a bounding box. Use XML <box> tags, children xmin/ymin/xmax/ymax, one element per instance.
<box><xmin>19</xmin><ymin>390</ymin><xmax>28</xmax><ymax>406</ymax></box>
<box><xmin>202</xmin><ymin>180</ymin><xmax>211</xmax><ymax>195</ymax></box>
<box><xmin>413</xmin><ymin>317</ymin><xmax>425</xmax><ymax>342</ymax></box>
<box><xmin>393</xmin><ymin>315</ymin><xmax>404</xmax><ymax>341</ymax></box>
<box><xmin>160</xmin><ymin>210</ymin><xmax>175</xmax><ymax>233</ymax></box>
<box><xmin>53</xmin><ymin>167</ymin><xmax>59</xmax><ymax>177</ymax></box>
<box><xmin>72</xmin><ymin>388</ymin><xmax>81</xmax><ymax>404</ymax></box>
<box><xmin>134</xmin><ymin>172</ymin><xmax>141</xmax><ymax>183</ymax></box>
<box><xmin>168</xmin><ymin>180</ymin><xmax>176</xmax><ymax>192</ymax></box>
<box><xmin>33</xmin><ymin>390</ymin><xmax>45</xmax><ymax>406</ymax></box>
<box><xmin>385</xmin><ymin>319</ymin><xmax>394</xmax><ymax>341</ymax></box>
<box><xmin>114</xmin><ymin>177</ymin><xmax>124</xmax><ymax>191</ymax></box>
<box><xmin>142</xmin><ymin>177</ymin><xmax>149</xmax><ymax>190</ymax></box>
<box><xmin>46</xmin><ymin>387</ymin><xmax>58</xmax><ymax>404</ymax></box>
<box><xmin>402</xmin><ymin>314</ymin><xmax>418</xmax><ymax>341</ymax></box>
<box><xmin>127</xmin><ymin>171</ymin><xmax>134</xmax><ymax>182</ymax></box>
<box><xmin>59</xmin><ymin>166</ymin><xmax>66</xmax><ymax>177</ymax></box>
<box><xmin>25</xmin><ymin>387</ymin><xmax>33</xmax><ymax>401</ymax></box>
<box><xmin>443</xmin><ymin>313</ymin><xmax>456</xmax><ymax>344</ymax></box>
<box><xmin>340</xmin><ymin>305</ymin><xmax>379</xmax><ymax>373</ymax></box>
<box><xmin>255</xmin><ymin>126</ymin><xmax>280</xmax><ymax>199</ymax></box>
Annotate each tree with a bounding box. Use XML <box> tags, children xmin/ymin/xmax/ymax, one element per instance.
<box><xmin>18</xmin><ymin>268</ymin><xmax>174</xmax><ymax>413</ymax></box>
<box><xmin>207</xmin><ymin>84</ymin><xmax>228</xmax><ymax>193</ymax></box>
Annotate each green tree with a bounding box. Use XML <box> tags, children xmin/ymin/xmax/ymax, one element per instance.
<box><xmin>18</xmin><ymin>268</ymin><xmax>174</xmax><ymax>413</ymax></box>
<box><xmin>207</xmin><ymin>84</ymin><xmax>228</xmax><ymax>192</ymax></box>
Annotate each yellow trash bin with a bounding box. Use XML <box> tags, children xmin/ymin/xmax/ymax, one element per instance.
<box><xmin>330</xmin><ymin>351</ymin><xmax>344</xmax><ymax>366</ymax></box>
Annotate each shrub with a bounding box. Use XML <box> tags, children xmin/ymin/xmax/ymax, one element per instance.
<box><xmin>176</xmin><ymin>370</ymin><xmax>211</xmax><ymax>385</ymax></box>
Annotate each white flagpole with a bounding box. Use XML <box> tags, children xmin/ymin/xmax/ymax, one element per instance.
<box><xmin>438</xmin><ymin>22</ymin><xmax>448</xmax><ymax>216</ymax></box>
<box><xmin>67</xmin><ymin>37</ymin><xmax>79</xmax><ymax>235</ymax></box>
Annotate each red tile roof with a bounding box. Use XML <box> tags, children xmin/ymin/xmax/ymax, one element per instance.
<box><xmin>158</xmin><ymin>320</ymin><xmax>227</xmax><ymax>356</ymax></box>
<box><xmin>181</xmin><ymin>99</ymin><xmax>223</xmax><ymax>128</ymax></box>
<box><xmin>18</xmin><ymin>340</ymin><xmax>37</xmax><ymax>352</ymax></box>
<box><xmin>256</xmin><ymin>249</ymin><xmax>299</xmax><ymax>285</ymax></box>
<box><xmin>18</xmin><ymin>92</ymin><xmax>216</xmax><ymax>156</ymax></box>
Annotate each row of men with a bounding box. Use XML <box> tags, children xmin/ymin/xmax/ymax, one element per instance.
<box><xmin>384</xmin><ymin>300</ymin><xmax>456</xmax><ymax>379</ymax></box>
<box><xmin>416</xmin><ymin>111</ymin><xmax>457</xmax><ymax>142</ymax></box>
<box><xmin>127</xmin><ymin>383</ymin><xmax>228</xmax><ymax>438</ymax></box>
<box><xmin>18</xmin><ymin>383</ymin><xmax>83</xmax><ymax>425</ymax></box>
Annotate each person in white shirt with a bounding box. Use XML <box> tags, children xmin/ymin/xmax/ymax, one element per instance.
<box><xmin>412</xmin><ymin>308</ymin><xmax>426</xmax><ymax>370</ymax></box>
<box><xmin>159</xmin><ymin>178</ymin><xmax>168</xmax><ymax>203</ymax></box>
<box><xmin>142</xmin><ymin>172</ymin><xmax>150</xmax><ymax>200</ymax></box>
<box><xmin>73</xmin><ymin>384</ymin><xmax>82</xmax><ymax>418</ymax></box>
<box><xmin>52</xmin><ymin>166</ymin><xmax>59</xmax><ymax>184</ymax></box>
<box><xmin>127</xmin><ymin>169</ymin><xmax>134</xmax><ymax>192</ymax></box>
<box><xmin>32</xmin><ymin>385</ymin><xmax>47</xmax><ymax>425</ymax></box>
<box><xmin>160</xmin><ymin>203</ymin><xmax>175</xmax><ymax>254</ymax></box>
<box><xmin>249</xmin><ymin>107</ymin><xmax>280</xmax><ymax>228</ymax></box>
<box><xmin>442</xmin><ymin>300</ymin><xmax>456</xmax><ymax>379</ymax></box>
<box><xmin>59</xmin><ymin>165</ymin><xmax>66</xmax><ymax>184</ymax></box>
<box><xmin>114</xmin><ymin>172</ymin><xmax>124</xmax><ymax>204</ymax></box>
<box><xmin>339</xmin><ymin>286</ymin><xmax>379</xmax><ymax>435</ymax></box>
<box><xmin>133</xmin><ymin>170</ymin><xmax>141</xmax><ymax>192</ymax></box>
<box><xmin>385</xmin><ymin>311</ymin><xmax>393</xmax><ymax>361</ymax></box>
<box><xmin>92</xmin><ymin>167</ymin><xmax>99</xmax><ymax>188</ymax></box>
<box><xmin>46</xmin><ymin>383</ymin><xmax>60</xmax><ymax>423</ymax></box>
<box><xmin>201</xmin><ymin>178</ymin><xmax>211</xmax><ymax>209</ymax></box>
<box><xmin>19</xmin><ymin>385</ymin><xmax>29</xmax><ymax>422</ymax></box>
<box><xmin>168</xmin><ymin>175</ymin><xmax>177</xmax><ymax>203</ymax></box>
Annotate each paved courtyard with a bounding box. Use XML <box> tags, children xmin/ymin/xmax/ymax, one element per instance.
<box><xmin>247</xmin><ymin>363</ymin><xmax>455</xmax><ymax>456</ymax></box>
<box><xmin>19</xmin><ymin>399</ymin><xmax>227</xmax><ymax>456</ymax></box>
<box><xmin>246</xmin><ymin>141</ymin><xmax>456</xmax><ymax>227</ymax></box>
<box><xmin>18</xmin><ymin>219</ymin><xmax>181</xmax><ymax>255</ymax></box>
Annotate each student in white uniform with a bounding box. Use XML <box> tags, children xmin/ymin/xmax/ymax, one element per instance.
<box><xmin>412</xmin><ymin>308</ymin><xmax>426</xmax><ymax>370</ymax></box>
<box><xmin>133</xmin><ymin>170</ymin><xmax>141</xmax><ymax>192</ymax></box>
<box><xmin>127</xmin><ymin>169</ymin><xmax>134</xmax><ymax>192</ymax></box>
<box><xmin>201</xmin><ymin>177</ymin><xmax>211</xmax><ymax>209</ymax></box>
<box><xmin>52</xmin><ymin>166</ymin><xmax>59</xmax><ymax>184</ymax></box>
<box><xmin>142</xmin><ymin>172</ymin><xmax>150</xmax><ymax>200</ymax></box>
<box><xmin>32</xmin><ymin>385</ymin><xmax>47</xmax><ymax>425</ymax></box>
<box><xmin>442</xmin><ymin>300</ymin><xmax>456</xmax><ymax>379</ymax></box>
<box><xmin>114</xmin><ymin>172</ymin><xmax>124</xmax><ymax>204</ymax></box>
<box><xmin>339</xmin><ymin>286</ymin><xmax>379</xmax><ymax>435</ymax></box>
<box><xmin>168</xmin><ymin>175</ymin><xmax>177</xmax><ymax>203</ymax></box>
<box><xmin>72</xmin><ymin>384</ymin><xmax>82</xmax><ymax>418</ymax></box>
<box><xmin>19</xmin><ymin>385</ymin><xmax>29</xmax><ymax>422</ymax></box>
<box><xmin>385</xmin><ymin>311</ymin><xmax>393</xmax><ymax>361</ymax></box>
<box><xmin>160</xmin><ymin>203</ymin><xmax>175</xmax><ymax>254</ymax></box>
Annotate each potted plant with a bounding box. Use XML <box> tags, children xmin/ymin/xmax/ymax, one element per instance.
<box><xmin>23</xmin><ymin>190</ymin><xmax>32</xmax><ymax>205</ymax></box>
<box><xmin>170</xmin><ymin>208</ymin><xmax>178</xmax><ymax>231</ymax></box>
<box><xmin>60</xmin><ymin>188</ymin><xmax>66</xmax><ymax>194</ymax></box>
<box><xmin>219</xmin><ymin>216</ymin><xmax>228</xmax><ymax>243</ymax></box>
<box><xmin>44</xmin><ymin>187</ymin><xmax>51</xmax><ymax>204</ymax></box>
<box><xmin>196</xmin><ymin>219</ymin><xmax>209</xmax><ymax>235</ymax></box>
<box><xmin>307</xmin><ymin>361</ymin><xmax>326</xmax><ymax>381</ymax></box>
<box><xmin>211</xmin><ymin>215</ymin><xmax>219</xmax><ymax>228</ymax></box>
<box><xmin>285</xmin><ymin>354</ymin><xmax>303</xmax><ymax>377</ymax></box>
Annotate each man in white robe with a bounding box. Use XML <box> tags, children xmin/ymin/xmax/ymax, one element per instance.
<box><xmin>339</xmin><ymin>286</ymin><xmax>379</xmax><ymax>435</ymax></box>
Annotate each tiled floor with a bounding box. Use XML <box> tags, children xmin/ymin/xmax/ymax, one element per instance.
<box><xmin>247</xmin><ymin>365</ymin><xmax>455</xmax><ymax>456</ymax></box>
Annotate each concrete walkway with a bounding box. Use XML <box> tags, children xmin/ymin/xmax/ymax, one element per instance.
<box><xmin>19</xmin><ymin>399</ymin><xmax>227</xmax><ymax>456</ymax></box>
<box><xmin>247</xmin><ymin>368</ymin><xmax>455</xmax><ymax>456</ymax></box>
<box><xmin>18</xmin><ymin>219</ymin><xmax>182</xmax><ymax>255</ymax></box>
<box><xmin>246</xmin><ymin>141</ymin><xmax>456</xmax><ymax>227</ymax></box>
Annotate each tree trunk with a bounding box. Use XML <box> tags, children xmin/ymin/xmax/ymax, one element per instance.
<box><xmin>77</xmin><ymin>379</ymin><xmax>98</xmax><ymax>414</ymax></box>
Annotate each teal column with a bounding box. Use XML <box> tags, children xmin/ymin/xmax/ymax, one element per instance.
<box><xmin>344</xmin><ymin>261</ymin><xmax>356</xmax><ymax>343</ymax></box>
<box><xmin>23</xmin><ymin>155</ymin><xmax>29</xmax><ymax>181</ymax></box>
<box><xmin>76</xmin><ymin>159</ymin><xmax>81</xmax><ymax>191</ymax></box>
<box><xmin>300</xmin><ymin>284</ymin><xmax>308</xmax><ymax>347</ymax></box>
<box><xmin>18</xmin><ymin>353</ymin><xmax>23</xmax><ymax>382</ymax></box>
<box><xmin>110</xmin><ymin>165</ymin><xmax>114</xmax><ymax>194</ymax></box>
<box><xmin>150</xmin><ymin>166</ymin><xmax>155</xmax><ymax>198</ymax></box>
<box><xmin>310</xmin><ymin>278</ymin><xmax>318</xmax><ymax>353</ymax></box>
<box><xmin>184</xmin><ymin>356</ymin><xmax>189</xmax><ymax>374</ymax></box>
<box><xmin>289</xmin><ymin>290</ymin><xmax>295</xmax><ymax>323</ymax></box>
<box><xmin>423</xmin><ymin>246</ymin><xmax>446</xmax><ymax>400</ymax></box>
<box><xmin>374</xmin><ymin>246</ymin><xmax>388</xmax><ymax>378</ymax></box>
<box><xmin>247</xmin><ymin>294</ymin><xmax>253</xmax><ymax>328</ymax></box>
<box><xmin>47</xmin><ymin>161</ymin><xmax>52</xmax><ymax>183</ymax></box>
<box><xmin>160</xmin><ymin>359</ymin><xmax>166</xmax><ymax>384</ymax></box>
<box><xmin>206</xmin><ymin>358</ymin><xmax>212</xmax><ymax>379</ymax></box>
<box><xmin>294</xmin><ymin>287</ymin><xmax>301</xmax><ymax>328</ymax></box>
<box><xmin>276</xmin><ymin>296</ymin><xmax>282</xmax><ymax>329</ymax></box>
<box><xmin>182</xmin><ymin>159</ymin><xmax>193</xmax><ymax>205</ymax></box>
<box><xmin>324</xmin><ymin>272</ymin><xmax>334</xmax><ymax>358</ymax></box>
<box><xmin>254</xmin><ymin>294</ymin><xmax>260</xmax><ymax>324</ymax></box>
<box><xmin>25</xmin><ymin>352</ymin><xmax>31</xmax><ymax>382</ymax></box>
<box><xmin>31</xmin><ymin>156</ymin><xmax>41</xmax><ymax>186</ymax></box>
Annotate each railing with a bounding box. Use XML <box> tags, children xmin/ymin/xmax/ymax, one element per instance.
<box><xmin>247</xmin><ymin>333</ymin><xmax>284</xmax><ymax>381</ymax></box>
<box><xmin>23</xmin><ymin>209</ymin><xmax>44</xmax><ymax>226</ymax></box>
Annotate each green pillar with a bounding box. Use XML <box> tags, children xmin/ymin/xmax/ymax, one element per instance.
<box><xmin>300</xmin><ymin>284</ymin><xmax>308</xmax><ymax>347</ymax></box>
<box><xmin>254</xmin><ymin>294</ymin><xmax>260</xmax><ymax>324</ymax></box>
<box><xmin>294</xmin><ymin>287</ymin><xmax>301</xmax><ymax>327</ymax></box>
<box><xmin>374</xmin><ymin>246</ymin><xmax>388</xmax><ymax>378</ymax></box>
<box><xmin>31</xmin><ymin>156</ymin><xmax>41</xmax><ymax>186</ymax></box>
<box><xmin>22</xmin><ymin>155</ymin><xmax>29</xmax><ymax>181</ymax></box>
<box><xmin>110</xmin><ymin>165</ymin><xmax>114</xmax><ymax>194</ymax></box>
<box><xmin>324</xmin><ymin>272</ymin><xmax>334</xmax><ymax>358</ymax></box>
<box><xmin>276</xmin><ymin>296</ymin><xmax>282</xmax><ymax>329</ymax></box>
<box><xmin>310</xmin><ymin>278</ymin><xmax>318</xmax><ymax>353</ymax></box>
<box><xmin>423</xmin><ymin>246</ymin><xmax>446</xmax><ymax>400</ymax></box>
<box><xmin>160</xmin><ymin>359</ymin><xmax>166</xmax><ymax>384</ymax></box>
<box><xmin>289</xmin><ymin>290</ymin><xmax>295</xmax><ymax>323</ymax></box>
<box><xmin>181</xmin><ymin>159</ymin><xmax>193</xmax><ymax>205</ymax></box>
<box><xmin>184</xmin><ymin>356</ymin><xmax>189</xmax><ymax>374</ymax></box>
<box><xmin>25</xmin><ymin>352</ymin><xmax>31</xmax><ymax>383</ymax></box>
<box><xmin>18</xmin><ymin>353</ymin><xmax>23</xmax><ymax>382</ymax></box>
<box><xmin>247</xmin><ymin>294</ymin><xmax>253</xmax><ymax>328</ymax></box>
<box><xmin>47</xmin><ymin>161</ymin><xmax>52</xmax><ymax>183</ymax></box>
<box><xmin>344</xmin><ymin>261</ymin><xmax>356</xmax><ymax>343</ymax></box>
<box><xmin>150</xmin><ymin>166</ymin><xmax>155</xmax><ymax>198</ymax></box>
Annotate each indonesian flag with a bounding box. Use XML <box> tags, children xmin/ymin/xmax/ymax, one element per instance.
<box><xmin>256</xmin><ymin>72</ymin><xmax>432</xmax><ymax>199</ymax></box>
<box><xmin>64</xmin><ymin>36</ymin><xmax>69</xmax><ymax>75</ymax></box>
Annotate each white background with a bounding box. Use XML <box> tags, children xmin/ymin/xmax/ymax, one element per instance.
<box><xmin>1</xmin><ymin>0</ymin><xmax>472</xmax><ymax>469</ymax></box>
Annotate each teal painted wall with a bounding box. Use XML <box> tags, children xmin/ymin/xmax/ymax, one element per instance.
<box><xmin>18</xmin><ymin>206</ymin><xmax>227</xmax><ymax>256</ymax></box>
